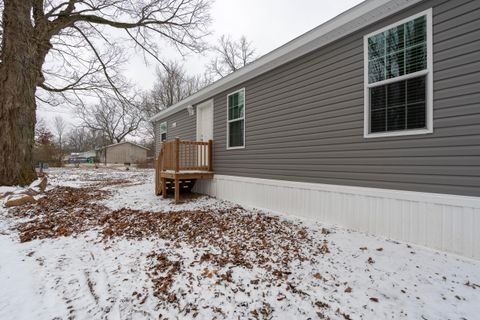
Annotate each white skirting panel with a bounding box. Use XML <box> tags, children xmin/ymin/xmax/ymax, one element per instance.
<box><xmin>194</xmin><ymin>174</ymin><xmax>480</xmax><ymax>260</ymax></box>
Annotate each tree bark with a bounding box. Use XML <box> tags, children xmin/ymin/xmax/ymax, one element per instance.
<box><xmin>0</xmin><ymin>0</ymin><xmax>38</xmax><ymax>185</ymax></box>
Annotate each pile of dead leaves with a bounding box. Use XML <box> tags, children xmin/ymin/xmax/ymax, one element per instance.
<box><xmin>7</xmin><ymin>184</ymin><xmax>339</xmax><ymax>317</ymax></box>
<box><xmin>9</xmin><ymin>186</ymin><xmax>110</xmax><ymax>242</ymax></box>
<box><xmin>100</xmin><ymin>206</ymin><xmax>327</xmax><ymax>269</ymax></box>
<box><xmin>147</xmin><ymin>252</ymin><xmax>182</xmax><ymax>304</ymax></box>
<box><xmin>98</xmin><ymin>206</ymin><xmax>334</xmax><ymax>315</ymax></box>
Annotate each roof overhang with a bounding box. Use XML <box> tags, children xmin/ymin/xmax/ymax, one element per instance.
<box><xmin>150</xmin><ymin>0</ymin><xmax>424</xmax><ymax>122</ymax></box>
<box><xmin>102</xmin><ymin>141</ymin><xmax>150</xmax><ymax>151</ymax></box>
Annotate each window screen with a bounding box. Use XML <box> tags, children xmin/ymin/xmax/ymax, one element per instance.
<box><xmin>159</xmin><ymin>122</ymin><xmax>167</xmax><ymax>141</ymax></box>
<box><xmin>366</xmin><ymin>15</ymin><xmax>429</xmax><ymax>135</ymax></box>
<box><xmin>227</xmin><ymin>89</ymin><xmax>245</xmax><ymax>148</ymax></box>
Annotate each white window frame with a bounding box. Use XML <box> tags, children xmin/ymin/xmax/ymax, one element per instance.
<box><xmin>226</xmin><ymin>88</ymin><xmax>246</xmax><ymax>150</ymax></box>
<box><xmin>363</xmin><ymin>8</ymin><xmax>433</xmax><ymax>138</ymax></box>
<box><xmin>159</xmin><ymin>121</ymin><xmax>167</xmax><ymax>141</ymax></box>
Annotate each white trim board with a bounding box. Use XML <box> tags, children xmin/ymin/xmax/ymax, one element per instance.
<box><xmin>196</xmin><ymin>100</ymin><xmax>213</xmax><ymax>141</ymax></box>
<box><xmin>363</xmin><ymin>8</ymin><xmax>434</xmax><ymax>138</ymax></box>
<box><xmin>194</xmin><ymin>174</ymin><xmax>480</xmax><ymax>260</ymax></box>
<box><xmin>150</xmin><ymin>0</ymin><xmax>425</xmax><ymax>122</ymax></box>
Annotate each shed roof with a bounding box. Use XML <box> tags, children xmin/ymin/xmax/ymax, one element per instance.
<box><xmin>102</xmin><ymin>141</ymin><xmax>150</xmax><ymax>151</ymax></box>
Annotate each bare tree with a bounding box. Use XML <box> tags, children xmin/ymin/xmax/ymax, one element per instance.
<box><xmin>64</xmin><ymin>127</ymin><xmax>101</xmax><ymax>152</ymax></box>
<box><xmin>0</xmin><ymin>0</ymin><xmax>211</xmax><ymax>185</ymax></box>
<box><xmin>151</xmin><ymin>61</ymin><xmax>189</xmax><ymax>111</ymax></box>
<box><xmin>35</xmin><ymin>117</ymin><xmax>47</xmax><ymax>139</ymax></box>
<box><xmin>208</xmin><ymin>35</ymin><xmax>257</xmax><ymax>79</ymax></box>
<box><xmin>142</xmin><ymin>61</ymin><xmax>210</xmax><ymax>140</ymax></box>
<box><xmin>53</xmin><ymin>116</ymin><xmax>68</xmax><ymax>149</ymax></box>
<box><xmin>151</xmin><ymin>61</ymin><xmax>210</xmax><ymax>110</ymax></box>
<box><xmin>78</xmin><ymin>97</ymin><xmax>143</xmax><ymax>145</ymax></box>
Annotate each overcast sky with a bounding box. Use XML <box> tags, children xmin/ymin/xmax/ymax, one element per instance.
<box><xmin>39</xmin><ymin>0</ymin><xmax>364</xmax><ymax>127</ymax></box>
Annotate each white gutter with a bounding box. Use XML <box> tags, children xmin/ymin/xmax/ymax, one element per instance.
<box><xmin>150</xmin><ymin>0</ymin><xmax>424</xmax><ymax>122</ymax></box>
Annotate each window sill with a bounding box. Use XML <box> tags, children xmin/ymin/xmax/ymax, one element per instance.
<box><xmin>364</xmin><ymin>128</ymin><xmax>433</xmax><ymax>139</ymax></box>
<box><xmin>226</xmin><ymin>146</ymin><xmax>245</xmax><ymax>150</ymax></box>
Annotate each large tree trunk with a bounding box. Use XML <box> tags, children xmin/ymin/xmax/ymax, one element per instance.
<box><xmin>0</xmin><ymin>0</ymin><xmax>38</xmax><ymax>185</ymax></box>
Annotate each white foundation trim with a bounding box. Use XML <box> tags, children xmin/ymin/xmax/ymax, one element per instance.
<box><xmin>194</xmin><ymin>174</ymin><xmax>480</xmax><ymax>260</ymax></box>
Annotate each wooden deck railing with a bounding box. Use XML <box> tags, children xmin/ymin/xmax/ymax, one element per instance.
<box><xmin>155</xmin><ymin>138</ymin><xmax>214</xmax><ymax>198</ymax></box>
<box><xmin>158</xmin><ymin>138</ymin><xmax>213</xmax><ymax>172</ymax></box>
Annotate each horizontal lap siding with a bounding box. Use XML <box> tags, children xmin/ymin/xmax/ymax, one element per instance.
<box><xmin>165</xmin><ymin>108</ymin><xmax>196</xmax><ymax>141</ymax></box>
<box><xmin>212</xmin><ymin>0</ymin><xmax>480</xmax><ymax>197</ymax></box>
<box><xmin>154</xmin><ymin>108</ymin><xmax>197</xmax><ymax>155</ymax></box>
<box><xmin>154</xmin><ymin>121</ymin><xmax>161</xmax><ymax>156</ymax></box>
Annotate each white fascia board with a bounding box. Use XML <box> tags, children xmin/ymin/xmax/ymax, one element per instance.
<box><xmin>103</xmin><ymin>141</ymin><xmax>150</xmax><ymax>151</ymax></box>
<box><xmin>150</xmin><ymin>0</ymin><xmax>424</xmax><ymax>123</ymax></box>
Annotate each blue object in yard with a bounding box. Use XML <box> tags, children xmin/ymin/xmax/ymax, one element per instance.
<box><xmin>36</xmin><ymin>162</ymin><xmax>49</xmax><ymax>170</ymax></box>
<box><xmin>36</xmin><ymin>162</ymin><xmax>49</xmax><ymax>174</ymax></box>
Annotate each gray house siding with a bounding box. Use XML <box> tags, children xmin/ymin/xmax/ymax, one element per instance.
<box><xmin>154</xmin><ymin>107</ymin><xmax>196</xmax><ymax>155</ymax></box>
<box><xmin>208</xmin><ymin>0</ymin><xmax>480</xmax><ymax>197</ymax></box>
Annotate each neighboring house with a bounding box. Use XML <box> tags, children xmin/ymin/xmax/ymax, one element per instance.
<box><xmin>67</xmin><ymin>150</ymin><xmax>97</xmax><ymax>164</ymax></box>
<box><xmin>100</xmin><ymin>142</ymin><xmax>149</xmax><ymax>164</ymax></box>
<box><xmin>151</xmin><ymin>0</ymin><xmax>480</xmax><ymax>259</ymax></box>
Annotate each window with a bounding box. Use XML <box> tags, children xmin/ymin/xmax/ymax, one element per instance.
<box><xmin>159</xmin><ymin>121</ymin><xmax>167</xmax><ymax>141</ymax></box>
<box><xmin>364</xmin><ymin>9</ymin><xmax>433</xmax><ymax>138</ymax></box>
<box><xmin>227</xmin><ymin>88</ymin><xmax>245</xmax><ymax>149</ymax></box>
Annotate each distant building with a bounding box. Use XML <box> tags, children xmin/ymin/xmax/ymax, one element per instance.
<box><xmin>67</xmin><ymin>150</ymin><xmax>98</xmax><ymax>164</ymax></box>
<box><xmin>100</xmin><ymin>142</ymin><xmax>149</xmax><ymax>164</ymax></box>
<box><xmin>79</xmin><ymin>150</ymin><xmax>97</xmax><ymax>159</ymax></box>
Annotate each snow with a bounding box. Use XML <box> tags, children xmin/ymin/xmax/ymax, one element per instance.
<box><xmin>164</xmin><ymin>170</ymin><xmax>211</xmax><ymax>174</ymax></box>
<box><xmin>102</xmin><ymin>180</ymin><xmax>220</xmax><ymax>212</ymax></box>
<box><xmin>0</xmin><ymin>186</ymin><xmax>20</xmax><ymax>203</ymax></box>
<box><xmin>0</xmin><ymin>186</ymin><xmax>19</xmax><ymax>194</ymax></box>
<box><xmin>0</xmin><ymin>167</ymin><xmax>479</xmax><ymax>319</ymax></box>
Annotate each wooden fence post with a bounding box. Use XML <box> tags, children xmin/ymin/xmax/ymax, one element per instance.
<box><xmin>208</xmin><ymin>139</ymin><xmax>213</xmax><ymax>172</ymax></box>
<box><xmin>175</xmin><ymin>137</ymin><xmax>180</xmax><ymax>172</ymax></box>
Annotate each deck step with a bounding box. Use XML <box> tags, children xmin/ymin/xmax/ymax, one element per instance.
<box><xmin>157</xmin><ymin>179</ymin><xmax>196</xmax><ymax>196</ymax></box>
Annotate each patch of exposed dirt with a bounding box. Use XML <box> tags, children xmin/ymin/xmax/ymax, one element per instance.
<box><xmin>88</xmin><ymin>178</ymin><xmax>133</xmax><ymax>188</ymax></box>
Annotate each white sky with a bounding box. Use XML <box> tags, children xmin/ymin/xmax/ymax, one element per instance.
<box><xmin>38</xmin><ymin>0</ymin><xmax>364</xmax><ymax>127</ymax></box>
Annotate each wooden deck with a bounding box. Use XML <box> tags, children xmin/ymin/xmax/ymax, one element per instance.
<box><xmin>155</xmin><ymin>138</ymin><xmax>213</xmax><ymax>203</ymax></box>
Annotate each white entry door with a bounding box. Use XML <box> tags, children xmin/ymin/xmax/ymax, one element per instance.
<box><xmin>196</xmin><ymin>100</ymin><xmax>213</xmax><ymax>141</ymax></box>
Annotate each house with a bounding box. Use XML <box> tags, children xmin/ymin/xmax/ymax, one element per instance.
<box><xmin>151</xmin><ymin>0</ymin><xmax>480</xmax><ymax>259</ymax></box>
<box><xmin>100</xmin><ymin>142</ymin><xmax>149</xmax><ymax>165</ymax></box>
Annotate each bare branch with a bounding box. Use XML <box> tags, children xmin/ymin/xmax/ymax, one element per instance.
<box><xmin>140</xmin><ymin>60</ymin><xmax>210</xmax><ymax>140</ymax></box>
<box><xmin>77</xmin><ymin>95</ymin><xmax>144</xmax><ymax>144</ymax></box>
<box><xmin>208</xmin><ymin>35</ymin><xmax>257</xmax><ymax>79</ymax></box>
<box><xmin>29</xmin><ymin>0</ymin><xmax>212</xmax><ymax>108</ymax></box>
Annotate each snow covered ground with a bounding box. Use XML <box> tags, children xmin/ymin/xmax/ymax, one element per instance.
<box><xmin>0</xmin><ymin>167</ymin><xmax>479</xmax><ymax>319</ymax></box>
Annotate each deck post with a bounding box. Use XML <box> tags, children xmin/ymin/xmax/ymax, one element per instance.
<box><xmin>175</xmin><ymin>137</ymin><xmax>180</xmax><ymax>172</ymax></box>
<box><xmin>208</xmin><ymin>140</ymin><xmax>213</xmax><ymax>172</ymax></box>
<box><xmin>174</xmin><ymin>178</ymin><xmax>180</xmax><ymax>203</ymax></box>
<box><xmin>155</xmin><ymin>156</ymin><xmax>159</xmax><ymax>195</ymax></box>
<box><xmin>162</xmin><ymin>178</ymin><xmax>167</xmax><ymax>198</ymax></box>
